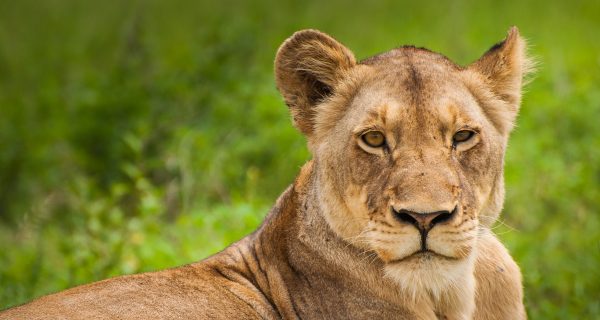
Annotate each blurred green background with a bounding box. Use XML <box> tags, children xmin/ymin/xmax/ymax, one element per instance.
<box><xmin>0</xmin><ymin>0</ymin><xmax>599</xmax><ymax>318</ymax></box>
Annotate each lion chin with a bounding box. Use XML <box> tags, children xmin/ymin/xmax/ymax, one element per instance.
<box><xmin>383</xmin><ymin>248</ymin><xmax>476</xmax><ymax>303</ymax></box>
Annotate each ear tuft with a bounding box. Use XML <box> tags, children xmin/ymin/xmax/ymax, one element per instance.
<box><xmin>275</xmin><ymin>30</ymin><xmax>356</xmax><ymax>136</ymax></box>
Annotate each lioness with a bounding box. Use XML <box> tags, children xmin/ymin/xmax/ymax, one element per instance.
<box><xmin>1</xmin><ymin>27</ymin><xmax>533</xmax><ymax>319</ymax></box>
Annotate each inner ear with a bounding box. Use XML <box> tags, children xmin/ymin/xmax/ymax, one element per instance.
<box><xmin>275</xmin><ymin>29</ymin><xmax>356</xmax><ymax>137</ymax></box>
<box><xmin>303</xmin><ymin>72</ymin><xmax>333</xmax><ymax>105</ymax></box>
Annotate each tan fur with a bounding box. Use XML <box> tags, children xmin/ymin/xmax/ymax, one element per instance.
<box><xmin>1</xmin><ymin>28</ymin><xmax>532</xmax><ymax>319</ymax></box>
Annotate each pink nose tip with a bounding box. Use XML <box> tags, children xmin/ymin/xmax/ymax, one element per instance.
<box><xmin>392</xmin><ymin>207</ymin><xmax>457</xmax><ymax>232</ymax></box>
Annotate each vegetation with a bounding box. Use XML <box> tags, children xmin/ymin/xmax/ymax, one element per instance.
<box><xmin>0</xmin><ymin>0</ymin><xmax>598</xmax><ymax>318</ymax></box>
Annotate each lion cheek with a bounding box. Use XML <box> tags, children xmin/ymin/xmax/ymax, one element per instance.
<box><xmin>427</xmin><ymin>231</ymin><xmax>477</xmax><ymax>260</ymax></box>
<box><xmin>375</xmin><ymin>249</ymin><xmax>396</xmax><ymax>263</ymax></box>
<box><xmin>316</xmin><ymin>179</ymin><xmax>370</xmax><ymax>243</ymax></box>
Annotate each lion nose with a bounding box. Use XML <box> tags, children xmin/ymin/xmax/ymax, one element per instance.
<box><xmin>392</xmin><ymin>207</ymin><xmax>457</xmax><ymax>233</ymax></box>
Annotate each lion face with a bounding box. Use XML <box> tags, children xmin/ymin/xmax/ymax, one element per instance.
<box><xmin>313</xmin><ymin>58</ymin><xmax>503</xmax><ymax>293</ymax></box>
<box><xmin>275</xmin><ymin>28</ymin><xmax>532</xmax><ymax>295</ymax></box>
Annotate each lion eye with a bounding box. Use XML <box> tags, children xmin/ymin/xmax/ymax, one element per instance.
<box><xmin>452</xmin><ymin>130</ymin><xmax>475</xmax><ymax>145</ymax></box>
<box><xmin>361</xmin><ymin>131</ymin><xmax>386</xmax><ymax>148</ymax></box>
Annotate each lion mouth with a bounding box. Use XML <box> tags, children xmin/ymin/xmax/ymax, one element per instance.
<box><xmin>387</xmin><ymin>250</ymin><xmax>459</xmax><ymax>264</ymax></box>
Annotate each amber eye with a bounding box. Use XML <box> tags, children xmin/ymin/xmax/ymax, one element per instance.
<box><xmin>452</xmin><ymin>130</ymin><xmax>475</xmax><ymax>145</ymax></box>
<box><xmin>361</xmin><ymin>131</ymin><xmax>386</xmax><ymax>148</ymax></box>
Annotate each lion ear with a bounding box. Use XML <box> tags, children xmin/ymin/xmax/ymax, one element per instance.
<box><xmin>468</xmin><ymin>27</ymin><xmax>535</xmax><ymax>134</ymax></box>
<box><xmin>275</xmin><ymin>29</ymin><xmax>356</xmax><ymax>137</ymax></box>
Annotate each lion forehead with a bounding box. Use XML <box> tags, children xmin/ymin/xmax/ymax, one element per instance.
<box><xmin>341</xmin><ymin>67</ymin><xmax>482</xmax><ymax>138</ymax></box>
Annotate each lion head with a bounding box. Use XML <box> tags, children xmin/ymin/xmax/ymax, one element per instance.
<box><xmin>274</xmin><ymin>28</ymin><xmax>533</xmax><ymax>299</ymax></box>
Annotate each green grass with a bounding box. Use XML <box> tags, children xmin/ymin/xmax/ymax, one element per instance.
<box><xmin>0</xmin><ymin>0</ymin><xmax>598</xmax><ymax>318</ymax></box>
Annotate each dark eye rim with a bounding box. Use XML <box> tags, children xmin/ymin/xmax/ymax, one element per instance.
<box><xmin>361</xmin><ymin>131</ymin><xmax>386</xmax><ymax>148</ymax></box>
<box><xmin>452</xmin><ymin>129</ymin><xmax>476</xmax><ymax>146</ymax></box>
